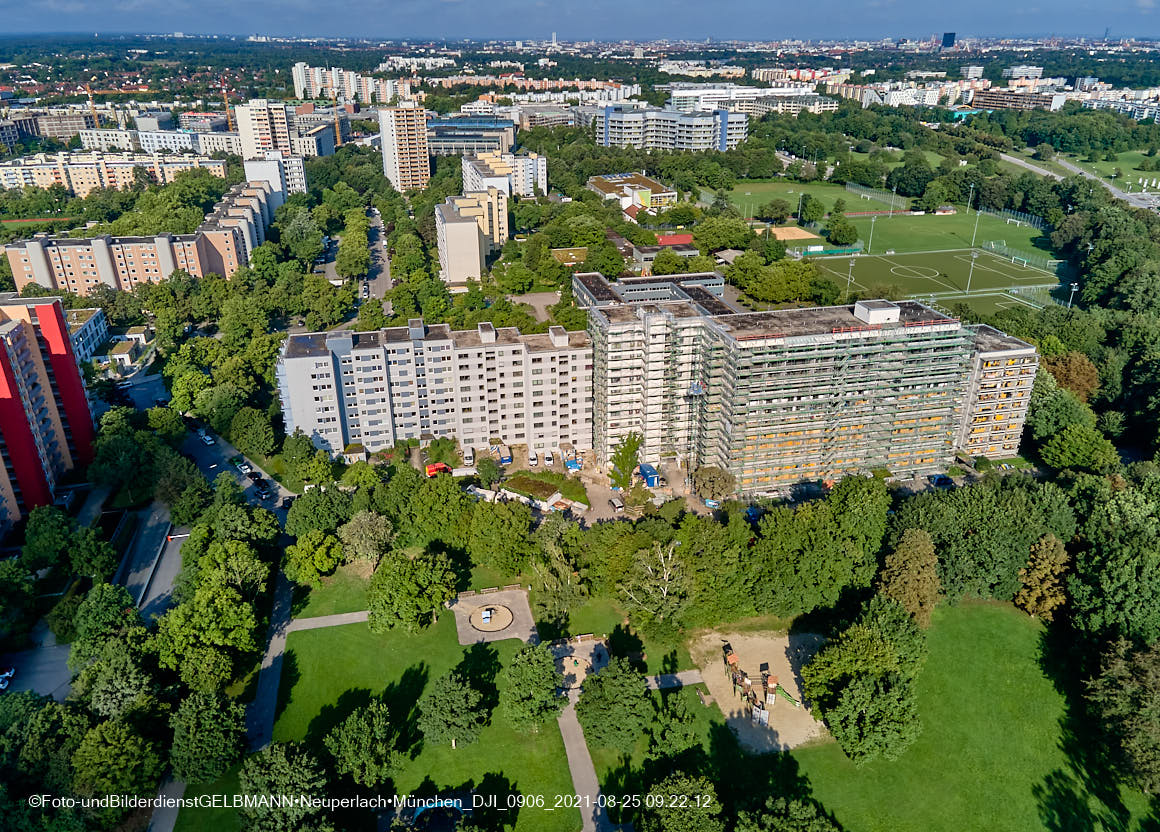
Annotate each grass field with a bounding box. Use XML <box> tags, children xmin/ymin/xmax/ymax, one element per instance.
<box><xmin>810</xmin><ymin>249</ymin><xmax>1058</xmax><ymax>313</ymax></box>
<box><xmin>504</xmin><ymin>470</ymin><xmax>590</xmax><ymax>506</ymax></box>
<box><xmin>273</xmin><ymin>614</ymin><xmax>581</xmax><ymax>832</ymax></box>
<box><xmin>793</xmin><ymin>602</ymin><xmax>1152</xmax><ymax>832</ymax></box>
<box><xmin>291</xmin><ymin>562</ymin><xmax>370</xmax><ymax>618</ymax></box>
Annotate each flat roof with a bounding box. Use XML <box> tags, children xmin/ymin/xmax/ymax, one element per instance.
<box><xmin>587</xmin><ymin>172</ymin><xmax>673</xmax><ymax>196</ymax></box>
<box><xmin>972</xmin><ymin>323</ymin><xmax>1035</xmax><ymax>353</ymax></box>
<box><xmin>283</xmin><ymin>322</ymin><xmax>590</xmax><ymax>359</ymax></box>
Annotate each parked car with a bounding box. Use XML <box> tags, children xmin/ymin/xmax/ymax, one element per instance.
<box><xmin>544</xmin><ymin>451</ymin><xmax>554</xmax><ymax>466</ymax></box>
<box><xmin>254</xmin><ymin>481</ymin><xmax>273</xmax><ymax>500</ymax></box>
<box><xmin>528</xmin><ymin>452</ymin><xmax>539</xmax><ymax>467</ymax></box>
<box><xmin>0</xmin><ymin>667</ymin><xmax>14</xmax><ymax>691</ymax></box>
<box><xmin>198</xmin><ymin>430</ymin><xmax>215</xmax><ymax>446</ymax></box>
<box><xmin>247</xmin><ymin>472</ymin><xmax>262</xmax><ymax>483</ymax></box>
<box><xmin>235</xmin><ymin>459</ymin><xmax>252</xmax><ymax>474</ymax></box>
<box><xmin>608</xmin><ymin>496</ymin><xmax>625</xmax><ymax>513</ymax></box>
<box><xmin>463</xmin><ymin>447</ymin><xmax>475</xmax><ymax>466</ymax></box>
<box><xmin>279</xmin><ymin>496</ymin><xmax>295</xmax><ymax>510</ymax></box>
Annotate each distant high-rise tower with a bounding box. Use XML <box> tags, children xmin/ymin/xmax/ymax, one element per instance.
<box><xmin>941</xmin><ymin>32</ymin><xmax>957</xmax><ymax>49</ymax></box>
<box><xmin>379</xmin><ymin>102</ymin><xmax>431</xmax><ymax>193</ymax></box>
<box><xmin>551</xmin><ymin>32</ymin><xmax>557</xmax><ymax>47</ymax></box>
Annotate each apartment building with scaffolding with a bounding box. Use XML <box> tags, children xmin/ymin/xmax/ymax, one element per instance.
<box><xmin>277</xmin><ymin>319</ymin><xmax>593</xmax><ymax>458</ymax></box>
<box><xmin>575</xmin><ymin>272</ymin><xmax>1036</xmax><ymax>495</ymax></box>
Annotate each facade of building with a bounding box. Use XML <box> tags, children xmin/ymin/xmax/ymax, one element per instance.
<box><xmin>63</xmin><ymin>306</ymin><xmax>109</xmax><ymax>365</ymax></box>
<box><xmin>461</xmin><ymin>151</ymin><xmax>547</xmax><ymax>197</ymax></box>
<box><xmin>426</xmin><ymin>117</ymin><xmax>517</xmax><ymax>157</ymax></box>
<box><xmin>575</xmin><ymin>272</ymin><xmax>1036</xmax><ymax>495</ymax></box>
<box><xmin>5</xmin><ymin>181</ymin><xmax>275</xmax><ymax>295</ymax></box>
<box><xmin>179</xmin><ymin>112</ymin><xmax>229</xmax><ymax>132</ymax></box>
<box><xmin>243</xmin><ymin>150</ymin><xmax>308</xmax><ymax>209</ymax></box>
<box><xmin>292</xmin><ymin>62</ymin><xmax>413</xmax><ymax>103</ymax></box>
<box><xmin>277</xmin><ymin>320</ymin><xmax>593</xmax><ymax>458</ymax></box>
<box><xmin>235</xmin><ymin>99</ymin><xmax>335</xmax><ymax>159</ymax></box>
<box><xmin>593</xmin><ymin>106</ymin><xmax>747</xmax><ymax>151</ymax></box>
<box><xmin>664</xmin><ymin>81</ymin><xmax>813</xmax><ymax>112</ymax></box>
<box><xmin>0</xmin><ymin>152</ymin><xmax>226</xmax><ymax>198</ymax></box>
<box><xmin>0</xmin><ymin>296</ymin><xmax>95</xmax><ymax>537</ymax></box>
<box><xmin>378</xmin><ymin>102</ymin><xmax>431</xmax><ymax>192</ymax></box>
<box><xmin>1003</xmin><ymin>65</ymin><xmax>1044</xmax><ymax>79</ymax></box>
<box><xmin>970</xmin><ymin>89</ymin><xmax>1067</xmax><ymax>112</ymax></box>
<box><xmin>434</xmin><ymin>188</ymin><xmax>508</xmax><ymax>288</ymax></box>
<box><xmin>22</xmin><ymin>112</ymin><xmax>97</xmax><ymax>140</ymax></box>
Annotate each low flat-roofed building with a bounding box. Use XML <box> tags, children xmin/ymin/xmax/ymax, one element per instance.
<box><xmin>587</xmin><ymin>173</ymin><xmax>677</xmax><ymax>214</ymax></box>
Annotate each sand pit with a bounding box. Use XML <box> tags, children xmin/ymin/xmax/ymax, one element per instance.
<box><xmin>765</xmin><ymin>225</ymin><xmax>820</xmax><ymax>241</ymax></box>
<box><xmin>689</xmin><ymin>631</ymin><xmax>827</xmax><ymax>753</ymax></box>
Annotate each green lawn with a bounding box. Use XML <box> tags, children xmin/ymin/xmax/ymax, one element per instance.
<box><xmin>504</xmin><ymin>470</ymin><xmax>590</xmax><ymax>506</ymax></box>
<box><xmin>174</xmin><ymin>766</ymin><xmax>243</xmax><ymax>832</ymax></box>
<box><xmin>793</xmin><ymin>602</ymin><xmax>1152</xmax><ymax>832</ymax></box>
<box><xmin>1059</xmin><ymin>149</ymin><xmax>1160</xmax><ymax>186</ymax></box>
<box><xmin>846</xmin><ymin>210</ymin><xmax>1043</xmax><ymax>256</ymax></box>
<box><xmin>730</xmin><ymin>181</ymin><xmax>867</xmax><ymax>218</ymax></box>
<box><xmin>273</xmin><ymin>614</ymin><xmax>580</xmax><ymax>832</ymax></box>
<box><xmin>291</xmin><ymin>563</ymin><xmax>370</xmax><ymax>619</ymax></box>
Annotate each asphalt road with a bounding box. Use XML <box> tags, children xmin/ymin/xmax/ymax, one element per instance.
<box><xmin>366</xmin><ymin>210</ymin><xmax>393</xmax><ymax>301</ymax></box>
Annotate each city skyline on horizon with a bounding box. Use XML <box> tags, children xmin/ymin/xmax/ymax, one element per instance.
<box><xmin>0</xmin><ymin>0</ymin><xmax>1157</xmax><ymax>43</ymax></box>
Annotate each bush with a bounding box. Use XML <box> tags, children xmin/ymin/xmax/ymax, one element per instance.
<box><xmin>46</xmin><ymin>594</ymin><xmax>83</xmax><ymax>643</ymax></box>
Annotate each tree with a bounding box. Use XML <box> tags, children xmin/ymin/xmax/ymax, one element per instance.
<box><xmin>284</xmin><ymin>529</ymin><xmax>344</xmax><ymax>586</ymax></box>
<box><xmin>878</xmin><ymin>529</ymin><xmax>940</xmax><ymax>627</ymax></box>
<box><xmin>229</xmin><ymin>407</ymin><xmax>276</xmax><ymax>458</ymax></box>
<box><xmin>737</xmin><ymin>797</ymin><xmax>841</xmax><ymax>832</ymax></box>
<box><xmin>324</xmin><ymin>701</ymin><xmax>403</xmax><ymax>787</ymax></box>
<box><xmin>286</xmin><ymin>487</ymin><xmax>351</xmax><ymax>537</ymax></box>
<box><xmin>828</xmin><ymin>671</ymin><xmax>921</xmax><ymax>764</ymax></box>
<box><xmin>70</xmin><ymin>527</ymin><xmax>118</xmax><ymax>581</ymax></box>
<box><xmin>576</xmin><ymin>657</ymin><xmax>651</xmax><ymax>754</ymax></box>
<box><xmin>358</xmin><ymin>297</ymin><xmax>387</xmax><ymax>330</ymax></box>
<box><xmin>367</xmin><ymin>551</ymin><xmax>456</xmax><ymax>633</ymax></box>
<box><xmin>169</xmin><ymin>692</ymin><xmax>246</xmax><ymax>784</ymax></box>
<box><xmin>620</xmin><ymin>542</ymin><xmax>689</xmax><ymax>628</ymax></box>
<box><xmin>610</xmin><ymin>432</ymin><xmax>643</xmax><ymax>491</ymax></box>
<box><xmin>756</xmin><ymin>199</ymin><xmax>792</xmax><ymax>224</ymax></box>
<box><xmin>19</xmin><ymin>701</ymin><xmax>91</xmax><ymax>794</ymax></box>
<box><xmin>71</xmin><ymin>719</ymin><xmax>162</xmax><ymax>796</ymax></box>
<box><xmin>1088</xmin><ymin>639</ymin><xmax>1160</xmax><ymax>793</ymax></box>
<box><xmin>476</xmin><ymin>456</ymin><xmax>502</xmax><ymax>488</ymax></box>
<box><xmin>692</xmin><ymin>466</ymin><xmax>735</xmax><ymax>501</ymax></box>
<box><xmin>155</xmin><ymin>585</ymin><xmax>258</xmax><ymax>691</ymax></box>
<box><xmin>70</xmin><ymin>583</ymin><xmax>142</xmax><ymax>670</ymax></box>
<box><xmin>22</xmin><ymin>506</ymin><xmax>74</xmax><ymax>571</ymax></box>
<box><xmin>1043</xmin><ymin>351</ymin><xmax>1101</xmax><ymax>403</ymax></box>
<box><xmin>239</xmin><ymin>743</ymin><xmax>333</xmax><ymax>832</ymax></box>
<box><xmin>640</xmin><ymin>773</ymin><xmax>723</xmax><ymax>832</ymax></box>
<box><xmin>1033</xmin><ymin>143</ymin><xmax>1055</xmax><ymax>161</ymax></box>
<box><xmin>468</xmin><ymin>501</ymin><xmax>533</xmax><ymax>574</ymax></box>
<box><xmin>84</xmin><ymin>647</ymin><xmax>154</xmax><ymax>718</ymax></box>
<box><xmin>800</xmin><ymin>194</ymin><xmax>825</xmax><ymax>223</ymax></box>
<box><xmin>498</xmin><ymin>644</ymin><xmax>565</xmax><ymax>732</ymax></box>
<box><xmin>337</xmin><ymin>511</ymin><xmax>394</xmax><ymax>566</ymax></box>
<box><xmin>826</xmin><ymin>216</ymin><xmax>859</xmax><ymax>246</ymax></box>
<box><xmin>1040</xmin><ymin>424</ymin><xmax>1119</xmax><ymax>473</ymax></box>
<box><xmin>650</xmin><ymin>247</ymin><xmax>684</xmax><ymax>276</ymax></box>
<box><xmin>417</xmin><ymin>671</ymin><xmax>487</xmax><ymax>749</ymax></box>
<box><xmin>282</xmin><ymin>430</ymin><xmax>316</xmax><ymax>480</ymax></box>
<box><xmin>1014</xmin><ymin>533</ymin><xmax>1070</xmax><ymax>622</ymax></box>
<box><xmin>146</xmin><ymin>406</ymin><xmax>187</xmax><ymax>446</ymax></box>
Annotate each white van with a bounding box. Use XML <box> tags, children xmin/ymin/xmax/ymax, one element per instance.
<box><xmin>463</xmin><ymin>446</ymin><xmax>475</xmax><ymax>466</ymax></box>
<box><xmin>608</xmin><ymin>496</ymin><xmax>625</xmax><ymax>513</ymax></box>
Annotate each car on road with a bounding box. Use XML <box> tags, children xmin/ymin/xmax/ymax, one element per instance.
<box><xmin>254</xmin><ymin>480</ymin><xmax>273</xmax><ymax>500</ymax></box>
<box><xmin>0</xmin><ymin>667</ymin><xmax>14</xmax><ymax>691</ymax></box>
<box><xmin>235</xmin><ymin>459</ymin><xmax>252</xmax><ymax>474</ymax></box>
<box><xmin>247</xmin><ymin>472</ymin><xmax>263</xmax><ymax>483</ymax></box>
<box><xmin>198</xmin><ymin>430</ymin><xmax>215</xmax><ymax>446</ymax></box>
<box><xmin>362</xmin><ymin>283</ymin><xmax>370</xmax><ymax>298</ymax></box>
<box><xmin>279</xmin><ymin>496</ymin><xmax>294</xmax><ymax>510</ymax></box>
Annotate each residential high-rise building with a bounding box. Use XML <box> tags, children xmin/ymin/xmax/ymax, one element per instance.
<box><xmin>292</xmin><ymin>62</ymin><xmax>413</xmax><ymax>103</ymax></box>
<box><xmin>593</xmin><ymin>106</ymin><xmax>747</xmax><ymax>151</ymax></box>
<box><xmin>461</xmin><ymin>151</ymin><xmax>547</xmax><ymax>197</ymax></box>
<box><xmin>0</xmin><ymin>296</ymin><xmax>95</xmax><ymax>537</ymax></box>
<box><xmin>276</xmin><ymin>320</ymin><xmax>593</xmax><ymax>457</ymax></box>
<box><xmin>243</xmin><ymin>150</ymin><xmax>308</xmax><ymax>210</ymax></box>
<box><xmin>575</xmin><ymin>272</ymin><xmax>1036</xmax><ymax>496</ymax></box>
<box><xmin>5</xmin><ymin>181</ymin><xmax>275</xmax><ymax>295</ymax></box>
<box><xmin>379</xmin><ymin>102</ymin><xmax>431</xmax><ymax>192</ymax></box>
<box><xmin>235</xmin><ymin>99</ymin><xmax>335</xmax><ymax>159</ymax></box>
<box><xmin>0</xmin><ymin>152</ymin><xmax>227</xmax><ymax>198</ymax></box>
<box><xmin>1002</xmin><ymin>65</ymin><xmax>1044</xmax><ymax>79</ymax></box>
<box><xmin>434</xmin><ymin>188</ymin><xmax>509</xmax><ymax>288</ymax></box>
<box><xmin>960</xmin><ymin>66</ymin><xmax>985</xmax><ymax>80</ymax></box>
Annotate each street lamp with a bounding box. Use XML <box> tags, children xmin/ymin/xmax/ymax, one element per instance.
<box><xmin>797</xmin><ymin>192</ymin><xmax>805</xmax><ymax>220</ymax></box>
<box><xmin>867</xmin><ymin>215</ymin><xmax>877</xmax><ymax>254</ymax></box>
<box><xmin>966</xmin><ymin>251</ymin><xmax>978</xmax><ymax>296</ymax></box>
<box><xmin>971</xmin><ymin>205</ymin><xmax>982</xmax><ymax>248</ymax></box>
<box><xmin>967</xmin><ymin>183</ymin><xmax>975</xmax><ymax>215</ymax></box>
<box><xmin>889</xmin><ymin>185</ymin><xmax>897</xmax><ymax>218</ymax></box>
<box><xmin>1068</xmin><ymin>282</ymin><xmax>1079</xmax><ymax>308</ymax></box>
<box><xmin>846</xmin><ymin>258</ymin><xmax>855</xmax><ymax>300</ymax></box>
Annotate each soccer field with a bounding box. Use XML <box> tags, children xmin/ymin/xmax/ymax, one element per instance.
<box><xmin>811</xmin><ymin>249</ymin><xmax>1060</xmax><ymax>311</ymax></box>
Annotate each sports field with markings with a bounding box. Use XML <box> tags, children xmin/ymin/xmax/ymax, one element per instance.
<box><xmin>811</xmin><ymin>248</ymin><xmax>1060</xmax><ymax>313</ymax></box>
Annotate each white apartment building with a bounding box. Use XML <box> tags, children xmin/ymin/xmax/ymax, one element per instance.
<box><xmin>593</xmin><ymin>106</ymin><xmax>748</xmax><ymax>151</ymax></box>
<box><xmin>664</xmin><ymin>82</ymin><xmax>813</xmax><ymax>112</ymax></box>
<box><xmin>277</xmin><ymin>320</ymin><xmax>593</xmax><ymax>458</ymax></box>
<box><xmin>434</xmin><ymin>188</ymin><xmax>507</xmax><ymax>289</ymax></box>
<box><xmin>194</xmin><ymin>132</ymin><xmax>244</xmax><ymax>155</ymax></box>
<box><xmin>461</xmin><ymin>150</ymin><xmax>547</xmax><ymax>197</ymax></box>
<box><xmin>292</xmin><ymin>62</ymin><xmax>413</xmax><ymax>103</ymax></box>
<box><xmin>235</xmin><ymin>99</ymin><xmax>335</xmax><ymax>159</ymax></box>
<box><xmin>243</xmin><ymin>151</ymin><xmax>307</xmax><ymax>210</ymax></box>
<box><xmin>0</xmin><ymin>152</ymin><xmax>226</xmax><ymax>198</ymax></box>
<box><xmin>138</xmin><ymin>130</ymin><xmax>197</xmax><ymax>154</ymax></box>
<box><xmin>379</xmin><ymin>103</ymin><xmax>431</xmax><ymax>192</ymax></box>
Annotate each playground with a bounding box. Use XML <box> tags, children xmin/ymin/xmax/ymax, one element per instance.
<box><xmin>809</xmin><ymin>249</ymin><xmax>1059</xmax><ymax>311</ymax></box>
<box><xmin>689</xmin><ymin>630</ymin><xmax>827</xmax><ymax>753</ymax></box>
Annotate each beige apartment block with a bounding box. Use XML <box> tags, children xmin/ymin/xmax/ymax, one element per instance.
<box><xmin>378</xmin><ymin>102</ymin><xmax>431</xmax><ymax>192</ymax></box>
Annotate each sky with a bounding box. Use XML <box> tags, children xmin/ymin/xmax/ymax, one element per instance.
<box><xmin>0</xmin><ymin>0</ymin><xmax>1156</xmax><ymax>40</ymax></box>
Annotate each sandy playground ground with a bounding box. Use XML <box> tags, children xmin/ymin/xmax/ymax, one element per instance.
<box><xmin>689</xmin><ymin>630</ymin><xmax>828</xmax><ymax>753</ymax></box>
<box><xmin>764</xmin><ymin>225</ymin><xmax>820</xmax><ymax>241</ymax></box>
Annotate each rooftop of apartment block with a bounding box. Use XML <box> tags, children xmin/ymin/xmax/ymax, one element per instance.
<box><xmin>587</xmin><ymin>172</ymin><xmax>674</xmax><ymax>196</ymax></box>
<box><xmin>283</xmin><ymin>321</ymin><xmax>589</xmax><ymax>360</ymax></box>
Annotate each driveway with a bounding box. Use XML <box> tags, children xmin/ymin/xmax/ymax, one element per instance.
<box><xmin>509</xmin><ymin>290</ymin><xmax>560</xmax><ymax>322</ymax></box>
<box><xmin>367</xmin><ymin>210</ymin><xmax>392</xmax><ymax>301</ymax></box>
<box><xmin>2</xmin><ymin>630</ymin><xmax>71</xmax><ymax>701</ymax></box>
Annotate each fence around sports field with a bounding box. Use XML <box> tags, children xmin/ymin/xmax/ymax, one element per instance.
<box><xmin>844</xmin><ymin>182</ymin><xmax>903</xmax><ymax>210</ymax></box>
<box><xmin>981</xmin><ymin>240</ymin><xmax>1066</xmax><ymax>275</ymax></box>
<box><xmin>975</xmin><ymin>207</ymin><xmax>1050</xmax><ymax>231</ymax></box>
